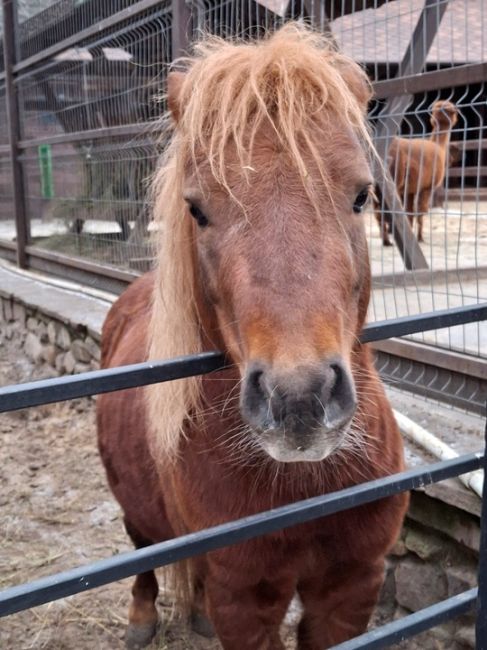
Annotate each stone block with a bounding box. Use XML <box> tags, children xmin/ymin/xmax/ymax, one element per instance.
<box><xmin>405</xmin><ymin>527</ymin><xmax>446</xmax><ymax>561</ymax></box>
<box><xmin>389</xmin><ymin>538</ymin><xmax>408</xmax><ymax>557</ymax></box>
<box><xmin>24</xmin><ymin>333</ymin><xmax>43</xmax><ymax>363</ymax></box>
<box><xmin>71</xmin><ymin>339</ymin><xmax>92</xmax><ymax>363</ymax></box>
<box><xmin>90</xmin><ymin>360</ymin><xmax>100</xmax><ymax>371</ymax></box>
<box><xmin>47</xmin><ymin>320</ymin><xmax>59</xmax><ymax>344</ymax></box>
<box><xmin>395</xmin><ymin>557</ymin><xmax>448</xmax><ymax>611</ymax></box>
<box><xmin>408</xmin><ymin>492</ymin><xmax>480</xmax><ymax>553</ymax></box>
<box><xmin>446</xmin><ymin>564</ymin><xmax>477</xmax><ymax>597</ymax></box>
<box><xmin>455</xmin><ymin>625</ymin><xmax>476</xmax><ymax>649</ymax></box>
<box><xmin>55</xmin><ymin>352</ymin><xmax>65</xmax><ymax>373</ymax></box>
<box><xmin>74</xmin><ymin>362</ymin><xmax>90</xmax><ymax>374</ymax></box>
<box><xmin>84</xmin><ymin>336</ymin><xmax>101</xmax><ymax>361</ymax></box>
<box><xmin>63</xmin><ymin>350</ymin><xmax>76</xmax><ymax>374</ymax></box>
<box><xmin>12</xmin><ymin>302</ymin><xmax>26</xmax><ymax>327</ymax></box>
<box><xmin>26</xmin><ymin>317</ymin><xmax>39</xmax><ymax>332</ymax></box>
<box><xmin>56</xmin><ymin>325</ymin><xmax>71</xmax><ymax>351</ymax></box>
<box><xmin>3</xmin><ymin>299</ymin><xmax>13</xmax><ymax>322</ymax></box>
<box><xmin>41</xmin><ymin>344</ymin><xmax>58</xmax><ymax>367</ymax></box>
<box><xmin>38</xmin><ymin>321</ymin><xmax>48</xmax><ymax>343</ymax></box>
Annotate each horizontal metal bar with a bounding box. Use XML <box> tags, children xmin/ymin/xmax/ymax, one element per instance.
<box><xmin>13</xmin><ymin>0</ymin><xmax>169</xmax><ymax>74</ymax></box>
<box><xmin>332</xmin><ymin>588</ymin><xmax>477</xmax><ymax>650</ymax></box>
<box><xmin>361</xmin><ymin>303</ymin><xmax>487</xmax><ymax>343</ymax></box>
<box><xmin>0</xmin><ymin>303</ymin><xmax>485</xmax><ymax>413</ymax></box>
<box><xmin>0</xmin><ymin>452</ymin><xmax>482</xmax><ymax>617</ymax></box>
<box><xmin>372</xmin><ymin>339</ymin><xmax>487</xmax><ymax>381</ymax></box>
<box><xmin>448</xmin><ymin>166</ymin><xmax>487</xmax><ymax>177</ymax></box>
<box><xmin>0</xmin><ymin>351</ymin><xmax>227</xmax><ymax>413</ymax></box>
<box><xmin>373</xmin><ymin>62</ymin><xmax>487</xmax><ymax>99</ymax></box>
<box><xmin>18</xmin><ymin>123</ymin><xmax>155</xmax><ymax>149</ymax></box>
<box><xmin>455</xmin><ymin>138</ymin><xmax>487</xmax><ymax>151</ymax></box>
<box><xmin>24</xmin><ymin>246</ymin><xmax>139</xmax><ymax>285</ymax></box>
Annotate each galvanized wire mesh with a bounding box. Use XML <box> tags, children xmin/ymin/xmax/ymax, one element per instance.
<box><xmin>10</xmin><ymin>0</ymin><xmax>171</xmax><ymax>272</ymax></box>
<box><xmin>0</xmin><ymin>0</ymin><xmax>485</xmax><ymax>360</ymax></box>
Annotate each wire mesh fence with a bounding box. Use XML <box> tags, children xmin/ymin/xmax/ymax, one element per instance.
<box><xmin>0</xmin><ymin>0</ymin><xmax>485</xmax><ymax>359</ymax></box>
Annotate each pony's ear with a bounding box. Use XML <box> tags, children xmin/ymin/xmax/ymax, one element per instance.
<box><xmin>337</xmin><ymin>61</ymin><xmax>372</xmax><ymax>112</ymax></box>
<box><xmin>167</xmin><ymin>71</ymin><xmax>186</xmax><ymax>122</ymax></box>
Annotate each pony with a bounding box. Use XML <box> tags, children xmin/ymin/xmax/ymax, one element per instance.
<box><xmin>375</xmin><ymin>100</ymin><xmax>459</xmax><ymax>246</ymax></box>
<box><xmin>97</xmin><ymin>24</ymin><xmax>408</xmax><ymax>650</ymax></box>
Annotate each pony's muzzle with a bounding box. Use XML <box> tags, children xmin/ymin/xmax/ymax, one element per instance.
<box><xmin>241</xmin><ymin>358</ymin><xmax>357</xmax><ymax>458</ymax></box>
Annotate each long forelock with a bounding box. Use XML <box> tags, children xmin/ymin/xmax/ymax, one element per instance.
<box><xmin>147</xmin><ymin>23</ymin><xmax>374</xmax><ymax>463</ymax></box>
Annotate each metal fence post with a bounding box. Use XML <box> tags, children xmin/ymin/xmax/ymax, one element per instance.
<box><xmin>475</xmin><ymin>403</ymin><xmax>487</xmax><ymax>649</ymax></box>
<box><xmin>172</xmin><ymin>0</ymin><xmax>192</xmax><ymax>60</ymax></box>
<box><xmin>2</xmin><ymin>0</ymin><xmax>29</xmax><ymax>268</ymax></box>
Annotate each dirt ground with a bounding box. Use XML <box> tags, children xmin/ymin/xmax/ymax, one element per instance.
<box><xmin>0</xmin><ymin>331</ymin><xmax>480</xmax><ymax>649</ymax></box>
<box><xmin>0</xmin><ymin>334</ymin><xmax>230</xmax><ymax>650</ymax></box>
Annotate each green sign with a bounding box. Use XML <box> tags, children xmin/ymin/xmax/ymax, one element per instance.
<box><xmin>38</xmin><ymin>144</ymin><xmax>54</xmax><ymax>199</ymax></box>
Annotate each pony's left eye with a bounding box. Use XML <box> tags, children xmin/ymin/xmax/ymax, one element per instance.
<box><xmin>188</xmin><ymin>204</ymin><xmax>209</xmax><ymax>227</ymax></box>
<box><xmin>353</xmin><ymin>189</ymin><xmax>370</xmax><ymax>214</ymax></box>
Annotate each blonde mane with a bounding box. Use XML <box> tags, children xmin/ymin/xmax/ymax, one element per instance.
<box><xmin>147</xmin><ymin>22</ymin><xmax>374</xmax><ymax>462</ymax></box>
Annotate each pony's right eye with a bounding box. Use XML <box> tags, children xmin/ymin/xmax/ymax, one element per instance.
<box><xmin>188</xmin><ymin>204</ymin><xmax>209</xmax><ymax>228</ymax></box>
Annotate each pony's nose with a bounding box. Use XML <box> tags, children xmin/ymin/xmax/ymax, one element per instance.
<box><xmin>241</xmin><ymin>359</ymin><xmax>357</xmax><ymax>433</ymax></box>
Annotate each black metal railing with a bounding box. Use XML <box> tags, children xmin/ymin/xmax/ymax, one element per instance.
<box><xmin>1</xmin><ymin>303</ymin><xmax>486</xmax><ymax>650</ymax></box>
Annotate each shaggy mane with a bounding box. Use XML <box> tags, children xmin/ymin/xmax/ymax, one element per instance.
<box><xmin>147</xmin><ymin>23</ymin><xmax>373</xmax><ymax>462</ymax></box>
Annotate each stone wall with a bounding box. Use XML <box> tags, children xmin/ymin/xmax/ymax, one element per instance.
<box><xmin>0</xmin><ymin>295</ymin><xmax>101</xmax><ymax>378</ymax></box>
<box><xmin>377</xmin><ymin>491</ymin><xmax>479</xmax><ymax>649</ymax></box>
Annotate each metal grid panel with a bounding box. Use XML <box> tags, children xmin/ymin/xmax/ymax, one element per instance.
<box><xmin>17</xmin><ymin>0</ymin><xmax>138</xmax><ymax>58</ymax></box>
<box><xmin>192</xmin><ymin>1</ymin><xmax>486</xmax><ymax>360</ymax></box>
<box><xmin>0</xmin><ymin>81</ymin><xmax>13</xmax><ymax>241</ymax></box>
<box><xmin>21</xmin><ymin>139</ymin><xmax>157</xmax><ymax>271</ymax></box>
<box><xmin>16</xmin><ymin>2</ymin><xmax>171</xmax><ymax>271</ymax></box>
<box><xmin>1</xmin><ymin>0</ymin><xmax>485</xmax><ymax>358</ymax></box>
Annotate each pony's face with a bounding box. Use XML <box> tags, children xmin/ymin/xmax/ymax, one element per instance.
<box><xmin>168</xmin><ymin>60</ymin><xmax>373</xmax><ymax>463</ymax></box>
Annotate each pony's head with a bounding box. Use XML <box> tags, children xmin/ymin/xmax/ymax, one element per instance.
<box><xmin>149</xmin><ymin>23</ymin><xmax>375</xmax><ymax>463</ymax></box>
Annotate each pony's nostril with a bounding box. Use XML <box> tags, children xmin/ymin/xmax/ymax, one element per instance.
<box><xmin>249</xmin><ymin>368</ymin><xmax>264</xmax><ymax>394</ymax></box>
<box><xmin>241</xmin><ymin>365</ymin><xmax>271</xmax><ymax>424</ymax></box>
<box><xmin>329</xmin><ymin>363</ymin><xmax>342</xmax><ymax>397</ymax></box>
<box><xmin>324</xmin><ymin>361</ymin><xmax>356</xmax><ymax>429</ymax></box>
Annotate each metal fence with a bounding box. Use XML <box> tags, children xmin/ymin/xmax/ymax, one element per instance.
<box><xmin>0</xmin><ymin>303</ymin><xmax>487</xmax><ymax>649</ymax></box>
<box><xmin>0</xmin><ymin>1</ymin><xmax>485</xmax><ymax>369</ymax></box>
<box><xmin>0</xmin><ymin>7</ymin><xmax>485</xmax><ymax>410</ymax></box>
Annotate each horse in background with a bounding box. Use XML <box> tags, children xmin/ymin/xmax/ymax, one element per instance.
<box><xmin>97</xmin><ymin>24</ymin><xmax>408</xmax><ymax>650</ymax></box>
<box><xmin>376</xmin><ymin>100</ymin><xmax>459</xmax><ymax>245</ymax></box>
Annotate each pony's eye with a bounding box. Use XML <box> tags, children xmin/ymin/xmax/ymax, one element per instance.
<box><xmin>353</xmin><ymin>189</ymin><xmax>370</xmax><ymax>214</ymax></box>
<box><xmin>188</xmin><ymin>204</ymin><xmax>209</xmax><ymax>227</ymax></box>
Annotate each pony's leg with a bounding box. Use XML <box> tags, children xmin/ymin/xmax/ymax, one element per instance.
<box><xmin>124</xmin><ymin>519</ymin><xmax>160</xmax><ymax>649</ymax></box>
<box><xmin>190</xmin><ymin>573</ymin><xmax>215</xmax><ymax>638</ymax></box>
<box><xmin>297</xmin><ymin>560</ymin><xmax>384</xmax><ymax>650</ymax></box>
<box><xmin>204</xmin><ymin>570</ymin><xmax>295</xmax><ymax>649</ymax></box>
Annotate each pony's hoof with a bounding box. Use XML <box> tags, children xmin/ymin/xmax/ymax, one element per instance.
<box><xmin>190</xmin><ymin>610</ymin><xmax>216</xmax><ymax>638</ymax></box>
<box><xmin>383</xmin><ymin>239</ymin><xmax>393</xmax><ymax>247</ymax></box>
<box><xmin>125</xmin><ymin>621</ymin><xmax>159</xmax><ymax>649</ymax></box>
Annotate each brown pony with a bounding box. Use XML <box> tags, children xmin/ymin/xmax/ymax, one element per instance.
<box><xmin>376</xmin><ymin>100</ymin><xmax>458</xmax><ymax>245</ymax></box>
<box><xmin>97</xmin><ymin>25</ymin><xmax>408</xmax><ymax>650</ymax></box>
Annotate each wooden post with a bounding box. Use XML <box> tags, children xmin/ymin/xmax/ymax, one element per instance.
<box><xmin>2</xmin><ymin>0</ymin><xmax>29</xmax><ymax>268</ymax></box>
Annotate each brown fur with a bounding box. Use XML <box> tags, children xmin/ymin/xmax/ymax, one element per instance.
<box><xmin>97</xmin><ymin>25</ymin><xmax>408</xmax><ymax>649</ymax></box>
<box><xmin>376</xmin><ymin>100</ymin><xmax>458</xmax><ymax>245</ymax></box>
